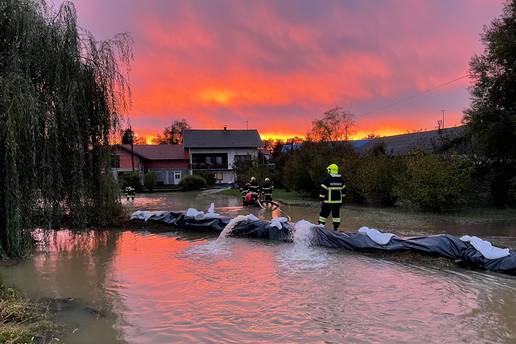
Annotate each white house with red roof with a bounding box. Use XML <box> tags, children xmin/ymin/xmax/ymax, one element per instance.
<box><xmin>112</xmin><ymin>128</ymin><xmax>263</xmax><ymax>186</ymax></box>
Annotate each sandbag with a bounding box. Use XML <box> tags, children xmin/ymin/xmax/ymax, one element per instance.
<box><xmin>130</xmin><ymin>210</ymin><xmax>516</xmax><ymax>276</ymax></box>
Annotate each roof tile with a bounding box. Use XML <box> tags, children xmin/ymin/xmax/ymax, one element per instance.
<box><xmin>183</xmin><ymin>129</ymin><xmax>261</xmax><ymax>148</ymax></box>
<box><xmin>119</xmin><ymin>144</ymin><xmax>188</xmax><ymax>160</ymax></box>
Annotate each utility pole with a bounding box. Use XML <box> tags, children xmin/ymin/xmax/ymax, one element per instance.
<box><xmin>130</xmin><ymin>125</ymin><xmax>135</xmax><ymax>172</ymax></box>
<box><xmin>246</xmin><ymin>120</ymin><xmax>249</xmax><ymax>130</ymax></box>
<box><xmin>441</xmin><ymin>110</ymin><xmax>445</xmax><ymax>129</ymax></box>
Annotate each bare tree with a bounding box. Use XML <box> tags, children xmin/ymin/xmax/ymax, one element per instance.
<box><xmin>156</xmin><ymin>119</ymin><xmax>190</xmax><ymax>144</ymax></box>
<box><xmin>307</xmin><ymin>107</ymin><xmax>355</xmax><ymax>142</ymax></box>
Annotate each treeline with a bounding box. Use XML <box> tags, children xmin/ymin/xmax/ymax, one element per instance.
<box><xmin>280</xmin><ymin>143</ymin><xmax>477</xmax><ymax>211</ymax></box>
<box><xmin>0</xmin><ymin>0</ymin><xmax>132</xmax><ymax>258</ymax></box>
<box><xmin>242</xmin><ymin>136</ymin><xmax>514</xmax><ymax>211</ymax></box>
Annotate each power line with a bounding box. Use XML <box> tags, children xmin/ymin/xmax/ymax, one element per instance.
<box><xmin>360</xmin><ymin>74</ymin><xmax>469</xmax><ymax>116</ymax></box>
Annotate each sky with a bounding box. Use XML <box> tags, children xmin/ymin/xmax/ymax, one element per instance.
<box><xmin>54</xmin><ymin>0</ymin><xmax>504</xmax><ymax>142</ymax></box>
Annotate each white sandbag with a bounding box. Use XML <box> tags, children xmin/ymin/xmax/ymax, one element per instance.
<box><xmin>460</xmin><ymin>235</ymin><xmax>510</xmax><ymax>259</ymax></box>
<box><xmin>358</xmin><ymin>227</ymin><xmax>395</xmax><ymax>245</ymax></box>
<box><xmin>269</xmin><ymin>217</ymin><xmax>288</xmax><ymax>229</ymax></box>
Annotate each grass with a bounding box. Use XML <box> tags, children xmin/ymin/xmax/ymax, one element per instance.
<box><xmin>0</xmin><ymin>281</ymin><xmax>60</xmax><ymax>344</ymax></box>
<box><xmin>351</xmin><ymin>204</ymin><xmax>516</xmax><ymax>221</ymax></box>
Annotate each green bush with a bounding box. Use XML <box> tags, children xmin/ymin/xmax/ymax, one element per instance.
<box><xmin>194</xmin><ymin>171</ymin><xmax>216</xmax><ymax>186</ymax></box>
<box><xmin>233</xmin><ymin>158</ymin><xmax>271</xmax><ymax>187</ymax></box>
<box><xmin>353</xmin><ymin>146</ymin><xmax>404</xmax><ymax>206</ymax></box>
<box><xmin>119</xmin><ymin>171</ymin><xmax>141</xmax><ymax>191</ymax></box>
<box><xmin>508</xmin><ymin>175</ymin><xmax>516</xmax><ymax>207</ymax></box>
<box><xmin>179</xmin><ymin>175</ymin><xmax>207</xmax><ymax>190</ymax></box>
<box><xmin>144</xmin><ymin>171</ymin><xmax>157</xmax><ymax>192</ymax></box>
<box><xmin>394</xmin><ymin>152</ymin><xmax>472</xmax><ymax>211</ymax></box>
<box><xmin>283</xmin><ymin>141</ymin><xmax>359</xmax><ymax>198</ymax></box>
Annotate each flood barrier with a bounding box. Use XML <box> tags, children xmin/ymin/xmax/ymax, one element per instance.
<box><xmin>130</xmin><ymin>210</ymin><xmax>516</xmax><ymax>276</ymax></box>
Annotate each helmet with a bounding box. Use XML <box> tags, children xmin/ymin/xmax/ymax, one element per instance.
<box><xmin>265</xmin><ymin>178</ymin><xmax>270</xmax><ymax>182</ymax></box>
<box><xmin>327</xmin><ymin>163</ymin><xmax>339</xmax><ymax>174</ymax></box>
<box><xmin>250</xmin><ymin>176</ymin><xmax>256</xmax><ymax>181</ymax></box>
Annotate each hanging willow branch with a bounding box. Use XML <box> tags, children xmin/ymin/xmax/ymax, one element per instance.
<box><xmin>0</xmin><ymin>0</ymin><xmax>133</xmax><ymax>258</ymax></box>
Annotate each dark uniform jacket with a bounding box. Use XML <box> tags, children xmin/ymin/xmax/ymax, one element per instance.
<box><xmin>241</xmin><ymin>183</ymin><xmax>250</xmax><ymax>197</ymax></box>
<box><xmin>248</xmin><ymin>180</ymin><xmax>260</xmax><ymax>193</ymax></box>
<box><xmin>319</xmin><ymin>174</ymin><xmax>345</xmax><ymax>204</ymax></box>
<box><xmin>262</xmin><ymin>181</ymin><xmax>273</xmax><ymax>196</ymax></box>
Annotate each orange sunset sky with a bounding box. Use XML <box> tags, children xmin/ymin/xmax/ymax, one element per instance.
<box><xmin>53</xmin><ymin>0</ymin><xmax>504</xmax><ymax>142</ymax></box>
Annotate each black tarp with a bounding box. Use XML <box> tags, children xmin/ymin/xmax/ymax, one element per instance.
<box><xmin>131</xmin><ymin>211</ymin><xmax>516</xmax><ymax>276</ymax></box>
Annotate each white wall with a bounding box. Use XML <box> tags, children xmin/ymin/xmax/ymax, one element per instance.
<box><xmin>189</xmin><ymin>148</ymin><xmax>258</xmax><ymax>184</ymax></box>
<box><xmin>147</xmin><ymin>168</ymin><xmax>190</xmax><ymax>185</ymax></box>
<box><xmin>189</xmin><ymin>148</ymin><xmax>257</xmax><ymax>169</ymax></box>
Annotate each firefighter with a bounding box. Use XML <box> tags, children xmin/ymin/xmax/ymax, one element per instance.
<box><xmin>262</xmin><ymin>177</ymin><xmax>273</xmax><ymax>201</ymax></box>
<box><xmin>318</xmin><ymin>164</ymin><xmax>345</xmax><ymax>231</ymax></box>
<box><xmin>248</xmin><ymin>176</ymin><xmax>260</xmax><ymax>193</ymax></box>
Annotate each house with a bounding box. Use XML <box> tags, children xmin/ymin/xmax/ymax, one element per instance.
<box><xmin>183</xmin><ymin>128</ymin><xmax>262</xmax><ymax>184</ymax></box>
<box><xmin>356</xmin><ymin>126</ymin><xmax>465</xmax><ymax>156</ymax></box>
<box><xmin>276</xmin><ymin>127</ymin><xmax>466</xmax><ymax>156</ymax></box>
<box><xmin>112</xmin><ymin>144</ymin><xmax>190</xmax><ymax>185</ymax></box>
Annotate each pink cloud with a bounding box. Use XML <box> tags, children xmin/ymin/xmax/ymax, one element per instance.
<box><xmin>54</xmin><ymin>0</ymin><xmax>505</xmax><ymax>138</ymax></box>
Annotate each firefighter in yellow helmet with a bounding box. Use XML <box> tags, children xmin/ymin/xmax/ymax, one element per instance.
<box><xmin>318</xmin><ymin>164</ymin><xmax>345</xmax><ymax>230</ymax></box>
<box><xmin>248</xmin><ymin>176</ymin><xmax>260</xmax><ymax>193</ymax></box>
<box><xmin>262</xmin><ymin>177</ymin><xmax>273</xmax><ymax>201</ymax></box>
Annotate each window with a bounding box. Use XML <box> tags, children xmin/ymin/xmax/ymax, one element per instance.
<box><xmin>174</xmin><ymin>172</ymin><xmax>181</xmax><ymax>180</ymax></box>
<box><xmin>192</xmin><ymin>153</ymin><xmax>228</xmax><ymax>170</ymax></box>
<box><xmin>214</xmin><ymin>172</ymin><xmax>223</xmax><ymax>181</ymax></box>
<box><xmin>234</xmin><ymin>154</ymin><xmax>252</xmax><ymax>163</ymax></box>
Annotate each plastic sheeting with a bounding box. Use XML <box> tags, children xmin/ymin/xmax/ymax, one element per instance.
<box><xmin>130</xmin><ymin>210</ymin><xmax>516</xmax><ymax>276</ymax></box>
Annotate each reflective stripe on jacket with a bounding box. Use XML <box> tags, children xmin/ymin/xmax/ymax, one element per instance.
<box><xmin>319</xmin><ymin>173</ymin><xmax>345</xmax><ymax>204</ymax></box>
<box><xmin>248</xmin><ymin>181</ymin><xmax>260</xmax><ymax>193</ymax></box>
<box><xmin>262</xmin><ymin>182</ymin><xmax>273</xmax><ymax>195</ymax></box>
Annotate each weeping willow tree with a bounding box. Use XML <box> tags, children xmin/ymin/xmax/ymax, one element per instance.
<box><xmin>0</xmin><ymin>0</ymin><xmax>133</xmax><ymax>258</ymax></box>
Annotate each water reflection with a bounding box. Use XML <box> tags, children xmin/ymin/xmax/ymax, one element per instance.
<box><xmin>1</xmin><ymin>229</ymin><xmax>516</xmax><ymax>343</ymax></box>
<box><xmin>1</xmin><ymin>191</ymin><xmax>516</xmax><ymax>343</ymax></box>
<box><xmin>2</xmin><ymin>230</ymin><xmax>123</xmax><ymax>343</ymax></box>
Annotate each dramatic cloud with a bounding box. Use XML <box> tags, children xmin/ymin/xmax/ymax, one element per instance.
<box><xmin>58</xmin><ymin>0</ymin><xmax>504</xmax><ymax>140</ymax></box>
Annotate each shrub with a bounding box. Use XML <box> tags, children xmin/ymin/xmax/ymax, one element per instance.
<box><xmin>509</xmin><ymin>176</ymin><xmax>516</xmax><ymax>207</ymax></box>
<box><xmin>233</xmin><ymin>158</ymin><xmax>271</xmax><ymax>187</ymax></box>
<box><xmin>394</xmin><ymin>152</ymin><xmax>472</xmax><ymax>211</ymax></box>
<box><xmin>119</xmin><ymin>171</ymin><xmax>141</xmax><ymax>191</ymax></box>
<box><xmin>283</xmin><ymin>141</ymin><xmax>359</xmax><ymax>198</ymax></box>
<box><xmin>179</xmin><ymin>175</ymin><xmax>207</xmax><ymax>190</ymax></box>
<box><xmin>355</xmin><ymin>152</ymin><xmax>403</xmax><ymax>206</ymax></box>
<box><xmin>194</xmin><ymin>171</ymin><xmax>216</xmax><ymax>186</ymax></box>
<box><xmin>144</xmin><ymin>171</ymin><xmax>157</xmax><ymax>192</ymax></box>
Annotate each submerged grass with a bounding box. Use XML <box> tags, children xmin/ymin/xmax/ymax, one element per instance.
<box><xmin>219</xmin><ymin>188</ymin><xmax>516</xmax><ymax>227</ymax></box>
<box><xmin>355</xmin><ymin>205</ymin><xmax>516</xmax><ymax>224</ymax></box>
<box><xmin>0</xmin><ymin>280</ymin><xmax>60</xmax><ymax>344</ymax></box>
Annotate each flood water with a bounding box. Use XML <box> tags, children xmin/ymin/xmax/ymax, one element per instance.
<box><xmin>2</xmin><ymin>191</ymin><xmax>516</xmax><ymax>343</ymax></box>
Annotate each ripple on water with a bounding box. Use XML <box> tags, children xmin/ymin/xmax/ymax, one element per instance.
<box><xmin>180</xmin><ymin>238</ymin><xmax>234</xmax><ymax>259</ymax></box>
<box><xmin>3</xmin><ymin>227</ymin><xmax>516</xmax><ymax>344</ymax></box>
